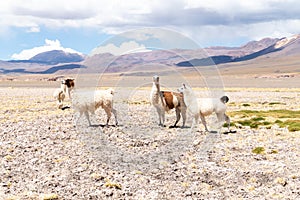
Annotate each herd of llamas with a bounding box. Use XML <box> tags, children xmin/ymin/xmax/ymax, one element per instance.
<box><xmin>53</xmin><ymin>76</ymin><xmax>231</xmax><ymax>132</ymax></box>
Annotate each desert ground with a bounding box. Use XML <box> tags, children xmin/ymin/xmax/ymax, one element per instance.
<box><xmin>0</xmin><ymin>73</ymin><xmax>299</xmax><ymax>199</ymax></box>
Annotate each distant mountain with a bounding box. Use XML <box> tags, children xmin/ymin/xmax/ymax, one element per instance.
<box><xmin>240</xmin><ymin>37</ymin><xmax>280</xmax><ymax>53</ymax></box>
<box><xmin>176</xmin><ymin>34</ymin><xmax>300</xmax><ymax>66</ymax></box>
<box><xmin>0</xmin><ymin>64</ymin><xmax>85</xmax><ymax>74</ymax></box>
<box><xmin>0</xmin><ymin>50</ymin><xmax>86</xmax><ymax>74</ymax></box>
<box><xmin>1</xmin><ymin>34</ymin><xmax>300</xmax><ymax>74</ymax></box>
<box><xmin>83</xmin><ymin>50</ymin><xmax>184</xmax><ymax>73</ymax></box>
<box><xmin>85</xmin><ymin>36</ymin><xmax>284</xmax><ymax>70</ymax></box>
<box><xmin>29</xmin><ymin>50</ymin><xmax>84</xmax><ymax>65</ymax></box>
<box><xmin>7</xmin><ymin>50</ymin><xmax>84</xmax><ymax>65</ymax></box>
<box><xmin>204</xmin><ymin>37</ymin><xmax>279</xmax><ymax>58</ymax></box>
<box><xmin>264</xmin><ymin>34</ymin><xmax>300</xmax><ymax>57</ymax></box>
<box><xmin>176</xmin><ymin>56</ymin><xmax>233</xmax><ymax>67</ymax></box>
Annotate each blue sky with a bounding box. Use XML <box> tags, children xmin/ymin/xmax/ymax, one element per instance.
<box><xmin>0</xmin><ymin>26</ymin><xmax>112</xmax><ymax>60</ymax></box>
<box><xmin>1</xmin><ymin>0</ymin><xmax>300</xmax><ymax>60</ymax></box>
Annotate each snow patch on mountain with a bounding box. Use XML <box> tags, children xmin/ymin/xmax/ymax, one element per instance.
<box><xmin>275</xmin><ymin>34</ymin><xmax>300</xmax><ymax>49</ymax></box>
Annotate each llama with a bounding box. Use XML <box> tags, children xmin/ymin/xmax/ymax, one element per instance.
<box><xmin>61</xmin><ymin>78</ymin><xmax>75</xmax><ymax>99</ymax></box>
<box><xmin>53</xmin><ymin>87</ymin><xmax>66</xmax><ymax>109</ymax></box>
<box><xmin>150</xmin><ymin>75</ymin><xmax>186</xmax><ymax>127</ymax></box>
<box><xmin>178</xmin><ymin>83</ymin><xmax>230</xmax><ymax>132</ymax></box>
<box><xmin>72</xmin><ymin>88</ymin><xmax>118</xmax><ymax>127</ymax></box>
<box><xmin>53</xmin><ymin>80</ymin><xmax>70</xmax><ymax>109</ymax></box>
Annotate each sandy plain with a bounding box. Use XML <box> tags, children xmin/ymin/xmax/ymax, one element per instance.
<box><xmin>0</xmin><ymin>72</ymin><xmax>299</xmax><ymax>199</ymax></box>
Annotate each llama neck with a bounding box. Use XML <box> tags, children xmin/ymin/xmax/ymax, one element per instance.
<box><xmin>184</xmin><ymin>91</ymin><xmax>197</xmax><ymax>107</ymax></box>
<box><xmin>151</xmin><ymin>82</ymin><xmax>165</xmax><ymax>106</ymax></box>
<box><xmin>151</xmin><ymin>82</ymin><xmax>160</xmax><ymax>93</ymax></box>
<box><xmin>155</xmin><ymin>82</ymin><xmax>160</xmax><ymax>92</ymax></box>
<box><xmin>61</xmin><ymin>83</ymin><xmax>66</xmax><ymax>92</ymax></box>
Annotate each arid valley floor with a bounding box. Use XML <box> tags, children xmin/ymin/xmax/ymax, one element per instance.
<box><xmin>0</xmin><ymin>73</ymin><xmax>299</xmax><ymax>199</ymax></box>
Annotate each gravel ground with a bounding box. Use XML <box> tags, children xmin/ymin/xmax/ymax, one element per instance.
<box><xmin>0</xmin><ymin>87</ymin><xmax>299</xmax><ymax>199</ymax></box>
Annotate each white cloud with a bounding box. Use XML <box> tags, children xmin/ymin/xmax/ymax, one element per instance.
<box><xmin>91</xmin><ymin>41</ymin><xmax>151</xmax><ymax>56</ymax></box>
<box><xmin>1</xmin><ymin>0</ymin><xmax>300</xmax><ymax>48</ymax></box>
<box><xmin>3</xmin><ymin>0</ymin><xmax>283</xmax><ymax>29</ymax></box>
<box><xmin>170</xmin><ymin>17</ymin><xmax>300</xmax><ymax>47</ymax></box>
<box><xmin>119</xmin><ymin>28</ymin><xmax>200</xmax><ymax>50</ymax></box>
<box><xmin>11</xmin><ymin>39</ymin><xmax>81</xmax><ymax>60</ymax></box>
<box><xmin>26</xmin><ymin>26</ymin><xmax>40</xmax><ymax>33</ymax></box>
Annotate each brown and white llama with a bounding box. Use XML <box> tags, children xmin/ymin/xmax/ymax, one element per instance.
<box><xmin>61</xmin><ymin>78</ymin><xmax>75</xmax><ymax>99</ymax></box>
<box><xmin>150</xmin><ymin>75</ymin><xmax>186</xmax><ymax>127</ymax></box>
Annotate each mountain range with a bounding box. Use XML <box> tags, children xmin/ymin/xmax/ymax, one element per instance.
<box><xmin>1</xmin><ymin>34</ymin><xmax>299</xmax><ymax>74</ymax></box>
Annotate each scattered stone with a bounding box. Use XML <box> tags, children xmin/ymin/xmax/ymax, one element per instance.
<box><xmin>0</xmin><ymin>87</ymin><xmax>299</xmax><ymax>199</ymax></box>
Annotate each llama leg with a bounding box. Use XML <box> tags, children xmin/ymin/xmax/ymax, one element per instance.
<box><xmin>216</xmin><ymin>113</ymin><xmax>224</xmax><ymax>128</ymax></box>
<box><xmin>68</xmin><ymin>88</ymin><xmax>72</xmax><ymax>99</ymax></box>
<box><xmin>112</xmin><ymin>108</ymin><xmax>118</xmax><ymax>126</ymax></box>
<box><xmin>217</xmin><ymin>112</ymin><xmax>230</xmax><ymax>130</ymax></box>
<box><xmin>84</xmin><ymin>111</ymin><xmax>91</xmax><ymax>126</ymax></box>
<box><xmin>155</xmin><ymin>106</ymin><xmax>163</xmax><ymax>126</ymax></box>
<box><xmin>59</xmin><ymin>98</ymin><xmax>64</xmax><ymax>109</ymax></box>
<box><xmin>181</xmin><ymin>107</ymin><xmax>187</xmax><ymax>128</ymax></box>
<box><xmin>191</xmin><ymin>114</ymin><xmax>199</xmax><ymax>130</ymax></box>
<box><xmin>225</xmin><ymin>114</ymin><xmax>230</xmax><ymax>131</ymax></box>
<box><xmin>57</xmin><ymin>100</ymin><xmax>60</xmax><ymax>108</ymax></box>
<box><xmin>67</xmin><ymin>88</ymin><xmax>70</xmax><ymax>99</ymax></box>
<box><xmin>74</xmin><ymin>111</ymin><xmax>83</xmax><ymax>127</ymax></box>
<box><xmin>200</xmin><ymin>114</ymin><xmax>209</xmax><ymax>132</ymax></box>
<box><xmin>173</xmin><ymin>107</ymin><xmax>181</xmax><ymax>127</ymax></box>
<box><xmin>104</xmin><ymin>108</ymin><xmax>112</xmax><ymax>127</ymax></box>
<box><xmin>161</xmin><ymin>110</ymin><xmax>165</xmax><ymax>127</ymax></box>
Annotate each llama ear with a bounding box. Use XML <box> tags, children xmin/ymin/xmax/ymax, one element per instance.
<box><xmin>183</xmin><ymin>83</ymin><xmax>186</xmax><ymax>88</ymax></box>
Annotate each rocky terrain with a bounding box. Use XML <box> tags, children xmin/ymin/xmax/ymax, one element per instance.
<box><xmin>0</xmin><ymin>86</ymin><xmax>299</xmax><ymax>199</ymax></box>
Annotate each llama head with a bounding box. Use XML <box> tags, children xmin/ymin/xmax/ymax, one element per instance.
<box><xmin>64</xmin><ymin>78</ymin><xmax>75</xmax><ymax>88</ymax></box>
<box><xmin>220</xmin><ymin>96</ymin><xmax>229</xmax><ymax>103</ymax></box>
<box><xmin>177</xmin><ymin>83</ymin><xmax>191</xmax><ymax>94</ymax></box>
<box><xmin>153</xmin><ymin>75</ymin><xmax>159</xmax><ymax>84</ymax></box>
<box><xmin>107</xmin><ymin>88</ymin><xmax>115</xmax><ymax>95</ymax></box>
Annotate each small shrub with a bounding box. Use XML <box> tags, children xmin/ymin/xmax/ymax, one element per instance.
<box><xmin>229</xmin><ymin>110</ymin><xmax>300</xmax><ymax>119</ymax></box>
<box><xmin>252</xmin><ymin>147</ymin><xmax>265</xmax><ymax>154</ymax></box>
<box><xmin>263</xmin><ymin>121</ymin><xmax>271</xmax><ymax>125</ymax></box>
<box><xmin>237</xmin><ymin>119</ymin><xmax>260</xmax><ymax>128</ymax></box>
<box><xmin>242</xmin><ymin>103</ymin><xmax>251</xmax><ymax>107</ymax></box>
<box><xmin>252</xmin><ymin>117</ymin><xmax>265</xmax><ymax>121</ymax></box>
<box><xmin>283</xmin><ymin>120</ymin><xmax>300</xmax><ymax>132</ymax></box>
<box><xmin>223</xmin><ymin>122</ymin><xmax>236</xmax><ymax>127</ymax></box>
<box><xmin>104</xmin><ymin>179</ymin><xmax>122</xmax><ymax>190</ymax></box>
<box><xmin>237</xmin><ymin>120</ymin><xmax>251</xmax><ymax>127</ymax></box>
<box><xmin>279</xmin><ymin>115</ymin><xmax>292</xmax><ymax>118</ymax></box>
<box><xmin>228</xmin><ymin>110</ymin><xmax>300</xmax><ymax>131</ymax></box>
<box><xmin>269</xmin><ymin>102</ymin><xmax>284</xmax><ymax>105</ymax></box>
<box><xmin>43</xmin><ymin>194</ymin><xmax>59</xmax><ymax>200</ymax></box>
<box><xmin>270</xmin><ymin>149</ymin><xmax>278</xmax><ymax>154</ymax></box>
<box><xmin>4</xmin><ymin>155</ymin><xmax>14</xmax><ymax>161</ymax></box>
<box><xmin>104</xmin><ymin>182</ymin><xmax>122</xmax><ymax>189</ymax></box>
<box><xmin>275</xmin><ymin>119</ymin><xmax>300</xmax><ymax>132</ymax></box>
<box><xmin>274</xmin><ymin>177</ymin><xmax>287</xmax><ymax>186</ymax></box>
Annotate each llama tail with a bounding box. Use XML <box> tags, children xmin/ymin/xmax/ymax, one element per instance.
<box><xmin>220</xmin><ymin>96</ymin><xmax>229</xmax><ymax>104</ymax></box>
